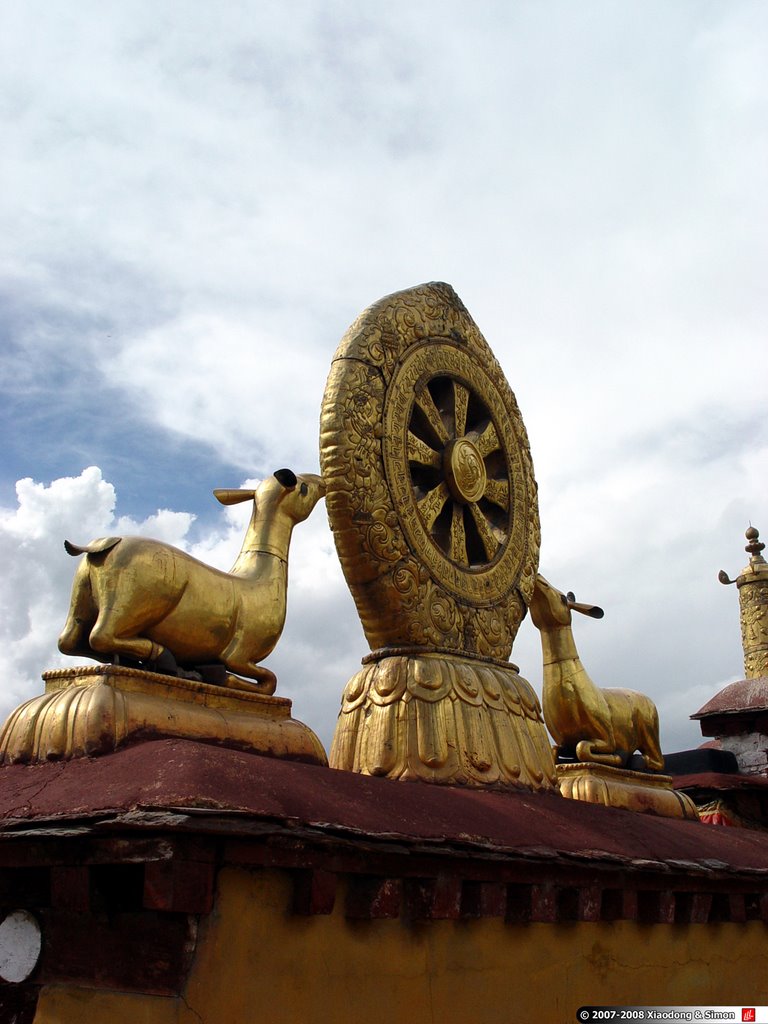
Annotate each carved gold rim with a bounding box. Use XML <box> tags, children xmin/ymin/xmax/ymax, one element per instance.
<box><xmin>320</xmin><ymin>282</ymin><xmax>539</xmax><ymax>660</ymax></box>
<box><xmin>384</xmin><ymin>340</ymin><xmax>528</xmax><ymax>605</ymax></box>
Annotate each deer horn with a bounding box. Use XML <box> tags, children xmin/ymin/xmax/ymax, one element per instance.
<box><xmin>214</xmin><ymin>489</ymin><xmax>257</xmax><ymax>506</ymax></box>
<box><xmin>566</xmin><ymin>592</ymin><xmax>605</xmax><ymax>619</ymax></box>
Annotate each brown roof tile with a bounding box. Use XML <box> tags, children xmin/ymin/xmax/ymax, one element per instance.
<box><xmin>692</xmin><ymin>676</ymin><xmax>768</xmax><ymax>719</ymax></box>
<box><xmin>1</xmin><ymin>739</ymin><xmax>767</xmax><ymax>877</ymax></box>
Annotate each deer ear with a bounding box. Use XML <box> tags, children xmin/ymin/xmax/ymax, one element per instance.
<box><xmin>214</xmin><ymin>489</ymin><xmax>256</xmax><ymax>506</ymax></box>
<box><xmin>569</xmin><ymin>600</ymin><xmax>604</xmax><ymax>619</ymax></box>
<box><xmin>274</xmin><ymin>468</ymin><xmax>298</xmax><ymax>489</ymax></box>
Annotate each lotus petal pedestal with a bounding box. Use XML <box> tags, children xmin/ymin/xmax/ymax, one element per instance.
<box><xmin>330</xmin><ymin>654</ymin><xmax>557</xmax><ymax>791</ymax></box>
<box><xmin>0</xmin><ymin>665</ymin><xmax>327</xmax><ymax>766</ymax></box>
<box><xmin>556</xmin><ymin>762</ymin><xmax>699</xmax><ymax>820</ymax></box>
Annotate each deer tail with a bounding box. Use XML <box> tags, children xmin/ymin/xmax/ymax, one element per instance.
<box><xmin>64</xmin><ymin>537</ymin><xmax>122</xmax><ymax>557</ymax></box>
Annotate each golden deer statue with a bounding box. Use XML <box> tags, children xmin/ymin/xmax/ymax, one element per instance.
<box><xmin>58</xmin><ymin>469</ymin><xmax>325</xmax><ymax>694</ymax></box>
<box><xmin>528</xmin><ymin>574</ymin><xmax>664</xmax><ymax>771</ymax></box>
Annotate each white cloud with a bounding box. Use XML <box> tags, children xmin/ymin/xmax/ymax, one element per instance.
<box><xmin>0</xmin><ymin>469</ymin><xmax>196</xmax><ymax>723</ymax></box>
<box><xmin>0</xmin><ymin>456</ymin><xmax>756</xmax><ymax>756</ymax></box>
<box><xmin>1</xmin><ymin>2</ymin><xmax>766</xmax><ymax>759</ymax></box>
<box><xmin>103</xmin><ymin>312</ymin><xmax>329</xmax><ymax>471</ymax></box>
<box><xmin>0</xmin><ymin>466</ymin><xmax>349</xmax><ymax>747</ymax></box>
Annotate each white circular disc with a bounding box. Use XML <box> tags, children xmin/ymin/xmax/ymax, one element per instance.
<box><xmin>0</xmin><ymin>910</ymin><xmax>42</xmax><ymax>983</ymax></box>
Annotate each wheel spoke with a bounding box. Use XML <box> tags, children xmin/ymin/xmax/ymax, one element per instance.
<box><xmin>468</xmin><ymin>502</ymin><xmax>499</xmax><ymax>561</ymax></box>
<box><xmin>453</xmin><ymin>381</ymin><xmax>469</xmax><ymax>438</ymax></box>
<box><xmin>417</xmin><ymin>482</ymin><xmax>450</xmax><ymax>530</ymax></box>
<box><xmin>407</xmin><ymin>431</ymin><xmax>443</xmax><ymax>469</ymax></box>
<box><xmin>449</xmin><ymin>505</ymin><xmax>468</xmax><ymax>566</ymax></box>
<box><xmin>409</xmin><ymin>378</ymin><xmax>511</xmax><ymax>569</ymax></box>
<box><xmin>414</xmin><ymin>386</ymin><xmax>450</xmax><ymax>446</ymax></box>
<box><xmin>484</xmin><ymin>478</ymin><xmax>510</xmax><ymax>510</ymax></box>
<box><xmin>474</xmin><ymin>421</ymin><xmax>500</xmax><ymax>458</ymax></box>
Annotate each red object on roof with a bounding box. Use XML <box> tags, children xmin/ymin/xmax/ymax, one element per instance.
<box><xmin>673</xmin><ymin>772</ymin><xmax>768</xmax><ymax>792</ymax></box>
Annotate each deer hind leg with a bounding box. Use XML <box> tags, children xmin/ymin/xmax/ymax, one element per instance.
<box><xmin>81</xmin><ymin>566</ymin><xmax>179</xmax><ymax>672</ymax></box>
<box><xmin>58</xmin><ymin>603</ymin><xmax>88</xmax><ymax>657</ymax></box>
<box><xmin>635</xmin><ymin>749</ymin><xmax>664</xmax><ymax>772</ymax></box>
<box><xmin>58</xmin><ymin>614</ymin><xmax>97</xmax><ymax>660</ymax></box>
<box><xmin>635</xmin><ymin>708</ymin><xmax>664</xmax><ymax>771</ymax></box>
<box><xmin>58</xmin><ymin>561</ymin><xmax>98</xmax><ymax>658</ymax></box>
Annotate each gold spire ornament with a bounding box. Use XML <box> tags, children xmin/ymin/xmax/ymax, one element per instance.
<box><xmin>719</xmin><ymin>526</ymin><xmax>768</xmax><ymax>679</ymax></box>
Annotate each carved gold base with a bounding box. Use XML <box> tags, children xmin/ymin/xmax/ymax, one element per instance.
<box><xmin>0</xmin><ymin>666</ymin><xmax>327</xmax><ymax>766</ymax></box>
<box><xmin>329</xmin><ymin>654</ymin><xmax>557</xmax><ymax>791</ymax></box>
<box><xmin>556</xmin><ymin>762</ymin><xmax>699</xmax><ymax>820</ymax></box>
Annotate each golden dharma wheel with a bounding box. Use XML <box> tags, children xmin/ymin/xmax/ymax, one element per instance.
<box><xmin>320</xmin><ymin>283</ymin><xmax>540</xmax><ymax>662</ymax></box>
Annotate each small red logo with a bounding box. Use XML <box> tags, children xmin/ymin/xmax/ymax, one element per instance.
<box><xmin>742</xmin><ymin>1010</ymin><xmax>756</xmax><ymax>1022</ymax></box>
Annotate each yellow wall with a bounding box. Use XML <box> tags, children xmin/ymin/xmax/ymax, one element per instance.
<box><xmin>36</xmin><ymin>866</ymin><xmax>768</xmax><ymax>1024</ymax></box>
<box><xmin>35</xmin><ymin>986</ymin><xmax>177</xmax><ymax>1024</ymax></box>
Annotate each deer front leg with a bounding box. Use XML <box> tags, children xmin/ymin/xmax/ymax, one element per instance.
<box><xmin>88</xmin><ymin>620</ymin><xmax>178</xmax><ymax>674</ymax></box>
<box><xmin>89</xmin><ymin>628</ymin><xmax>159</xmax><ymax>663</ymax></box>
<box><xmin>222</xmin><ymin>629</ymin><xmax>279</xmax><ymax>695</ymax></box>
<box><xmin>223</xmin><ymin>665</ymin><xmax>277</xmax><ymax>696</ymax></box>
<box><xmin>575</xmin><ymin>738</ymin><xmax>623</xmax><ymax>767</ymax></box>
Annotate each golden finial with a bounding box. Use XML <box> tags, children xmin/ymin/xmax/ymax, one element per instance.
<box><xmin>720</xmin><ymin>524</ymin><xmax>768</xmax><ymax>679</ymax></box>
<box><xmin>745</xmin><ymin>525</ymin><xmax>766</xmax><ymax>562</ymax></box>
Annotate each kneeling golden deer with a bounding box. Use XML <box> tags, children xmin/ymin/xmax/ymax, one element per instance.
<box><xmin>58</xmin><ymin>469</ymin><xmax>325</xmax><ymax>694</ymax></box>
<box><xmin>528</xmin><ymin>574</ymin><xmax>664</xmax><ymax>771</ymax></box>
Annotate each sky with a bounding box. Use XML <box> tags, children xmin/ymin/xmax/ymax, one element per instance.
<box><xmin>1</xmin><ymin>1</ymin><xmax>766</xmax><ymax>757</ymax></box>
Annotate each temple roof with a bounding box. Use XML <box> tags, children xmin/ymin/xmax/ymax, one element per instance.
<box><xmin>672</xmin><ymin>771</ymin><xmax>768</xmax><ymax>793</ymax></box>
<box><xmin>1</xmin><ymin>738</ymin><xmax>768</xmax><ymax>880</ymax></box>
<box><xmin>692</xmin><ymin>676</ymin><xmax>768</xmax><ymax>720</ymax></box>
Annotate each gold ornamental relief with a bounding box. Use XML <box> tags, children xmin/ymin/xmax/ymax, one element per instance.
<box><xmin>383</xmin><ymin>339</ymin><xmax>531</xmax><ymax>608</ymax></box>
<box><xmin>741</xmin><ymin>580</ymin><xmax>768</xmax><ymax>678</ymax></box>
<box><xmin>330</xmin><ymin>654</ymin><xmax>557</xmax><ymax>791</ymax></box>
<box><xmin>445</xmin><ymin>438</ymin><xmax>487</xmax><ymax>503</ymax></box>
<box><xmin>320</xmin><ymin>283</ymin><xmax>540</xmax><ymax>661</ymax></box>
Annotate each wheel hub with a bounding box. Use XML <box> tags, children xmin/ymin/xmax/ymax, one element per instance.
<box><xmin>443</xmin><ymin>436</ymin><xmax>487</xmax><ymax>505</ymax></box>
